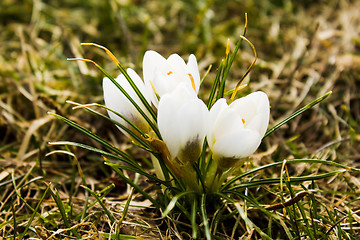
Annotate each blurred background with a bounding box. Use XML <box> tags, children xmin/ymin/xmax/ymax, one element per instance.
<box><xmin>1</xmin><ymin>0</ymin><xmax>359</xmax><ymax>238</ymax></box>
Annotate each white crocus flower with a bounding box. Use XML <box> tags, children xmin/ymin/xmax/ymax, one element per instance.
<box><xmin>157</xmin><ymin>83</ymin><xmax>208</xmax><ymax>165</ymax></box>
<box><xmin>143</xmin><ymin>50</ymin><xmax>200</xmax><ymax>107</ymax></box>
<box><xmin>207</xmin><ymin>91</ymin><xmax>270</xmax><ymax>164</ymax></box>
<box><xmin>103</xmin><ymin>68</ymin><xmax>154</xmax><ymax>138</ymax></box>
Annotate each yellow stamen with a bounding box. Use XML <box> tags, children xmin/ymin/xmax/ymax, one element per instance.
<box><xmin>150</xmin><ymin>80</ymin><xmax>160</xmax><ymax>98</ymax></box>
<box><xmin>226</xmin><ymin>38</ymin><xmax>230</xmax><ymax>55</ymax></box>
<box><xmin>167</xmin><ymin>71</ymin><xmax>173</xmax><ymax>75</ymax></box>
<box><xmin>187</xmin><ymin>73</ymin><xmax>196</xmax><ymax>92</ymax></box>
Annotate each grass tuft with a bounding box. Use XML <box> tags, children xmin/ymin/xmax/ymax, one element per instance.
<box><xmin>1</xmin><ymin>0</ymin><xmax>359</xmax><ymax>238</ymax></box>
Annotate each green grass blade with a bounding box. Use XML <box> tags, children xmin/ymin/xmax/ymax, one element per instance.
<box><xmin>17</xmin><ymin>185</ymin><xmax>50</xmax><ymax>239</ymax></box>
<box><xmin>217</xmin><ymin>50</ymin><xmax>230</xmax><ymax>100</ymax></box>
<box><xmin>214</xmin><ymin>192</ymin><xmax>272</xmax><ymax>240</ymax></box>
<box><xmin>48</xmin><ymin>141</ymin><xmax>142</xmax><ymax>170</ymax></box>
<box><xmin>191</xmin><ymin>198</ymin><xmax>198</xmax><ymax>239</ymax></box>
<box><xmin>11</xmin><ymin>196</ymin><xmax>17</xmax><ymax>240</ymax></box>
<box><xmin>48</xmin><ymin>113</ymin><xmax>140</xmax><ymax>166</ymax></box>
<box><xmin>93</xmin><ymin>63</ymin><xmax>161</xmax><ymax>138</ymax></box>
<box><xmin>222</xmin><ymin>158</ymin><xmax>360</xmax><ymax>190</ymax></box>
<box><xmin>85</xmin><ymin>184</ymin><xmax>115</xmax><ymax>210</ymax></box>
<box><xmin>105</xmin><ymin>161</ymin><xmax>169</xmax><ymax>187</ymax></box>
<box><xmin>264</xmin><ymin>91</ymin><xmax>332</xmax><ymax>138</ymax></box>
<box><xmin>116</xmin><ymin>187</ymin><xmax>135</xmax><ymax>240</ymax></box>
<box><xmin>68</xmin><ymin>101</ymin><xmax>151</xmax><ymax>149</ymax></box>
<box><xmin>228</xmin><ymin>170</ymin><xmax>345</xmax><ymax>190</ymax></box>
<box><xmin>49</xmin><ymin>141</ymin><xmax>169</xmax><ymax>187</ymax></box>
<box><xmin>10</xmin><ymin>173</ymin><xmax>56</xmax><ymax>227</ymax></box>
<box><xmin>217</xmin><ymin>15</ymin><xmax>248</xmax><ymax>99</ymax></box>
<box><xmin>80</xmin><ymin>43</ymin><xmax>158</xmax><ymax>125</ymax></box>
<box><xmin>114</xmin><ymin>61</ymin><xmax>158</xmax><ymax>121</ymax></box>
<box><xmin>207</xmin><ymin>60</ymin><xmax>224</xmax><ymax>109</ymax></box>
<box><xmin>48</xmin><ymin>184</ymin><xmax>81</xmax><ymax>238</ymax></box>
<box><xmin>162</xmin><ymin>191</ymin><xmax>195</xmax><ymax>217</ymax></box>
<box><xmin>200</xmin><ymin>194</ymin><xmax>211</xmax><ymax>240</ymax></box>
<box><xmin>81</xmin><ymin>185</ymin><xmax>115</xmax><ymax>223</ymax></box>
<box><xmin>108</xmin><ymin>163</ymin><xmax>161</xmax><ymax>208</ymax></box>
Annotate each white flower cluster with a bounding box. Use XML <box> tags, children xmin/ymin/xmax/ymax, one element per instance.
<box><xmin>103</xmin><ymin>50</ymin><xmax>270</xmax><ymax>179</ymax></box>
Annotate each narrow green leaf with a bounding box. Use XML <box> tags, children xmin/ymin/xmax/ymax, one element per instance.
<box><xmin>214</xmin><ymin>192</ymin><xmax>273</xmax><ymax>240</ymax></box>
<box><xmin>10</xmin><ymin>174</ymin><xmax>56</xmax><ymax>227</ymax></box>
<box><xmin>48</xmin><ymin>184</ymin><xmax>81</xmax><ymax>238</ymax></box>
<box><xmin>191</xmin><ymin>198</ymin><xmax>198</xmax><ymax>239</ymax></box>
<box><xmin>116</xmin><ymin>187</ymin><xmax>135</xmax><ymax>240</ymax></box>
<box><xmin>207</xmin><ymin>60</ymin><xmax>224</xmax><ymax>109</ymax></box>
<box><xmin>200</xmin><ymin>194</ymin><xmax>211</xmax><ymax>240</ymax></box>
<box><xmin>48</xmin><ymin>113</ymin><xmax>140</xmax><ymax>167</ymax></box>
<box><xmin>68</xmin><ymin>102</ymin><xmax>151</xmax><ymax>149</ymax></box>
<box><xmin>217</xmin><ymin>16</ymin><xmax>248</xmax><ymax>99</ymax></box>
<box><xmin>162</xmin><ymin>191</ymin><xmax>195</xmax><ymax>217</ymax></box>
<box><xmin>110</xmin><ymin>164</ymin><xmax>160</xmax><ymax>208</ymax></box>
<box><xmin>228</xmin><ymin>170</ymin><xmax>345</xmax><ymax>190</ymax></box>
<box><xmin>86</xmin><ymin>184</ymin><xmax>115</xmax><ymax>209</ymax></box>
<box><xmin>94</xmin><ymin>63</ymin><xmax>161</xmax><ymax>138</ymax></box>
<box><xmin>105</xmin><ymin>161</ymin><xmax>169</xmax><ymax>188</ymax></box>
<box><xmin>81</xmin><ymin>185</ymin><xmax>115</xmax><ymax>223</ymax></box>
<box><xmin>18</xmin><ymin>186</ymin><xmax>50</xmax><ymax>239</ymax></box>
<box><xmin>48</xmin><ymin>141</ymin><xmax>142</xmax><ymax>170</ymax></box>
<box><xmin>222</xmin><ymin>158</ymin><xmax>359</xmax><ymax>190</ymax></box>
<box><xmin>114</xmin><ymin>61</ymin><xmax>158</xmax><ymax>121</ymax></box>
<box><xmin>264</xmin><ymin>91</ymin><xmax>332</xmax><ymax>138</ymax></box>
<box><xmin>12</xmin><ymin>196</ymin><xmax>17</xmax><ymax>240</ymax></box>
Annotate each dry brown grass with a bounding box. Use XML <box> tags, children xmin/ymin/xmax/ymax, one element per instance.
<box><xmin>1</xmin><ymin>0</ymin><xmax>359</xmax><ymax>239</ymax></box>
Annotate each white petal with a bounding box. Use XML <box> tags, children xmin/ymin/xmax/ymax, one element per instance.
<box><xmin>152</xmin><ymin>70</ymin><xmax>175</xmax><ymax>97</ymax></box>
<box><xmin>177</xmin><ymin>97</ymin><xmax>208</xmax><ymax>148</ymax></box>
<box><xmin>103</xmin><ymin>71</ymin><xmax>151</xmax><ymax>136</ymax></box>
<box><xmin>157</xmin><ymin>94</ymin><xmax>181</xmax><ymax>159</ymax></box>
<box><xmin>186</xmin><ymin>54</ymin><xmax>201</xmax><ymax>93</ymax></box>
<box><xmin>143</xmin><ymin>51</ymin><xmax>167</xmax><ymax>106</ymax></box>
<box><xmin>157</xmin><ymin>85</ymin><xmax>208</xmax><ymax>160</ymax></box>
<box><xmin>230</xmin><ymin>91</ymin><xmax>270</xmax><ymax>137</ymax></box>
<box><xmin>167</xmin><ymin>54</ymin><xmax>187</xmax><ymax>73</ymax></box>
<box><xmin>207</xmin><ymin>98</ymin><xmax>227</xmax><ymax>148</ymax></box>
<box><xmin>143</xmin><ymin>50</ymin><xmax>166</xmax><ymax>84</ymax></box>
<box><xmin>212</xmin><ymin>129</ymin><xmax>261</xmax><ymax>159</ymax></box>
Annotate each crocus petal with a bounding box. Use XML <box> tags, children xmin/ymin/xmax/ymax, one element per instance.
<box><xmin>157</xmin><ymin>84</ymin><xmax>208</xmax><ymax>162</ymax></box>
<box><xmin>167</xmin><ymin>54</ymin><xmax>187</xmax><ymax>73</ymax></box>
<box><xmin>230</xmin><ymin>91</ymin><xmax>270</xmax><ymax>137</ymax></box>
<box><xmin>186</xmin><ymin>54</ymin><xmax>201</xmax><ymax>93</ymax></box>
<box><xmin>177</xmin><ymin>98</ymin><xmax>208</xmax><ymax>150</ymax></box>
<box><xmin>157</xmin><ymin>93</ymin><xmax>180</xmax><ymax>158</ymax></box>
<box><xmin>142</xmin><ymin>50</ymin><xmax>201</xmax><ymax>107</ymax></box>
<box><xmin>207</xmin><ymin>92</ymin><xmax>270</xmax><ymax>161</ymax></box>
<box><xmin>103</xmin><ymin>68</ymin><xmax>153</xmax><ymax>137</ymax></box>
<box><xmin>143</xmin><ymin>50</ymin><xmax>167</xmax><ymax>86</ymax></box>
<box><xmin>212</xmin><ymin>129</ymin><xmax>261</xmax><ymax>159</ymax></box>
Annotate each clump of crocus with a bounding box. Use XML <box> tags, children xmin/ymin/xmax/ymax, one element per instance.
<box><xmin>55</xmin><ymin>37</ymin><xmax>332</xmax><ymax>239</ymax></box>
<box><xmin>101</xmin><ymin>49</ymin><xmax>270</xmax><ymax>192</ymax></box>
<box><xmin>206</xmin><ymin>91</ymin><xmax>270</xmax><ymax>191</ymax></box>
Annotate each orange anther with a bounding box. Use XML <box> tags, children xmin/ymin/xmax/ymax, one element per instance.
<box><xmin>242</xmin><ymin>118</ymin><xmax>246</xmax><ymax>124</ymax></box>
<box><xmin>187</xmin><ymin>73</ymin><xmax>196</xmax><ymax>92</ymax></box>
<box><xmin>167</xmin><ymin>71</ymin><xmax>173</xmax><ymax>75</ymax></box>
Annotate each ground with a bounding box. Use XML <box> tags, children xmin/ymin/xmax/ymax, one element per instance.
<box><xmin>1</xmin><ymin>0</ymin><xmax>360</xmax><ymax>239</ymax></box>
